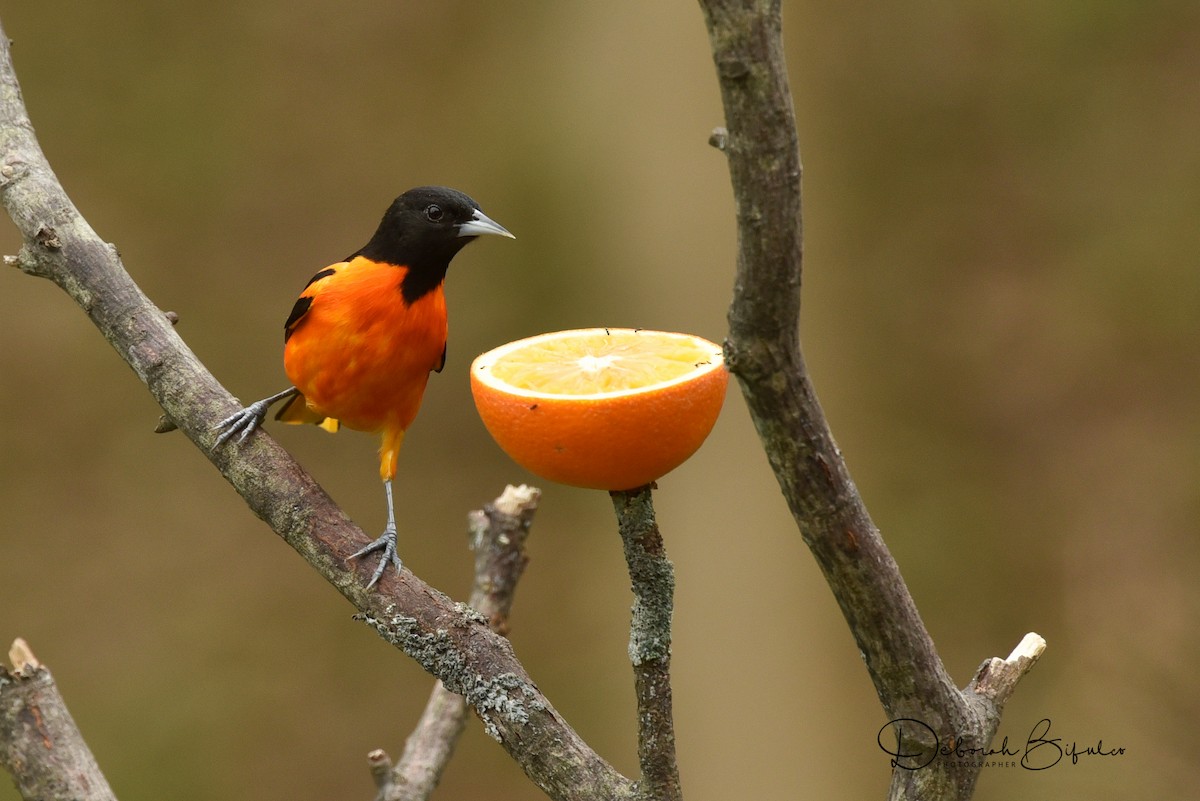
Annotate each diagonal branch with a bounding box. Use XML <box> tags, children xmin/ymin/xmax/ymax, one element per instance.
<box><xmin>696</xmin><ymin>2</ymin><xmax>1043</xmax><ymax>799</ymax></box>
<box><xmin>0</xmin><ymin>19</ymin><xmax>631</xmax><ymax>801</ymax></box>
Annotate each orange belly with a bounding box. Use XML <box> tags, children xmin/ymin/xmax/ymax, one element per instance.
<box><xmin>282</xmin><ymin>257</ymin><xmax>447</xmax><ymax>435</ymax></box>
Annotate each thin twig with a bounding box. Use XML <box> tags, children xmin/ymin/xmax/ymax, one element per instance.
<box><xmin>0</xmin><ymin>640</ymin><xmax>119</xmax><ymax>801</ymax></box>
<box><xmin>379</xmin><ymin>485</ymin><xmax>540</xmax><ymax>801</ymax></box>
<box><xmin>611</xmin><ymin>487</ymin><xmax>681</xmax><ymax>801</ymax></box>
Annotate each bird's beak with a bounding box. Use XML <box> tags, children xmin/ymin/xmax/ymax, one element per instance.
<box><xmin>458</xmin><ymin>208</ymin><xmax>515</xmax><ymax>240</ymax></box>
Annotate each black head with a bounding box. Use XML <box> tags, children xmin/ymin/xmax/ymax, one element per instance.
<box><xmin>353</xmin><ymin>186</ymin><xmax>513</xmax><ymax>281</ymax></box>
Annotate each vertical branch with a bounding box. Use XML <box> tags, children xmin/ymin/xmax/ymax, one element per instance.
<box><xmin>611</xmin><ymin>487</ymin><xmax>681</xmax><ymax>801</ymax></box>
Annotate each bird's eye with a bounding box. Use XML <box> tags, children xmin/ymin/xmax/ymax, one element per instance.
<box><xmin>424</xmin><ymin>204</ymin><xmax>444</xmax><ymax>222</ymax></box>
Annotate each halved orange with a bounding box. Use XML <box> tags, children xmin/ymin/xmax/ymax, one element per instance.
<box><xmin>470</xmin><ymin>328</ymin><xmax>729</xmax><ymax>491</ymax></box>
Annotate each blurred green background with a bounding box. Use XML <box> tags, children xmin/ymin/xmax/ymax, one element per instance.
<box><xmin>1</xmin><ymin>1</ymin><xmax>1197</xmax><ymax>799</ymax></box>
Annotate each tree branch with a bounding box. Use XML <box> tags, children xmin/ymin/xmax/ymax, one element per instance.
<box><xmin>696</xmin><ymin>2</ymin><xmax>1043</xmax><ymax>798</ymax></box>
<box><xmin>377</xmin><ymin>485</ymin><xmax>540</xmax><ymax>801</ymax></box>
<box><xmin>611</xmin><ymin>487</ymin><xmax>681</xmax><ymax>801</ymax></box>
<box><xmin>0</xmin><ymin>640</ymin><xmax>118</xmax><ymax>801</ymax></box>
<box><xmin>0</xmin><ymin>19</ymin><xmax>631</xmax><ymax>801</ymax></box>
<box><xmin>967</xmin><ymin>633</ymin><xmax>1047</xmax><ymax>709</ymax></box>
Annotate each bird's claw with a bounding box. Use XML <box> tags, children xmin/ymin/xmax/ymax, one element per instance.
<box><xmin>350</xmin><ymin>527</ymin><xmax>402</xmax><ymax>589</ymax></box>
<box><xmin>213</xmin><ymin>399</ymin><xmax>271</xmax><ymax>447</ymax></box>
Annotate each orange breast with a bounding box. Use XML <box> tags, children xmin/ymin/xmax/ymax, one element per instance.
<box><xmin>282</xmin><ymin>257</ymin><xmax>447</xmax><ymax>434</ymax></box>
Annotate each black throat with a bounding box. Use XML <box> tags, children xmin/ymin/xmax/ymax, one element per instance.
<box><xmin>350</xmin><ymin>234</ymin><xmax>474</xmax><ymax>305</ymax></box>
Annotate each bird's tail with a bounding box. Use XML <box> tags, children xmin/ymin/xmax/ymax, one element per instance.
<box><xmin>275</xmin><ymin>390</ymin><xmax>340</xmax><ymax>433</ymax></box>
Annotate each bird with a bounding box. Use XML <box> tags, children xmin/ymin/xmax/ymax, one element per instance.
<box><xmin>214</xmin><ymin>186</ymin><xmax>514</xmax><ymax>588</ymax></box>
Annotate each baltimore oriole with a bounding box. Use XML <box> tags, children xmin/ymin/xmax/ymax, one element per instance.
<box><xmin>215</xmin><ymin>186</ymin><xmax>514</xmax><ymax>587</ymax></box>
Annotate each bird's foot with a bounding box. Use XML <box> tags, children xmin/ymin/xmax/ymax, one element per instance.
<box><xmin>213</xmin><ymin>387</ymin><xmax>298</xmax><ymax>447</ymax></box>
<box><xmin>350</xmin><ymin>525</ymin><xmax>402</xmax><ymax>589</ymax></box>
<box><xmin>213</xmin><ymin>399</ymin><xmax>273</xmax><ymax>447</ymax></box>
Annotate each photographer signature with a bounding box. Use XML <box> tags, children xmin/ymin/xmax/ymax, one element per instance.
<box><xmin>878</xmin><ymin>717</ymin><xmax>1125</xmax><ymax>770</ymax></box>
